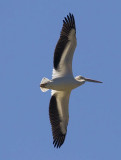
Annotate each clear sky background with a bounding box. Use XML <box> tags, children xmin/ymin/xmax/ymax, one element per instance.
<box><xmin>0</xmin><ymin>0</ymin><xmax>121</xmax><ymax>160</ymax></box>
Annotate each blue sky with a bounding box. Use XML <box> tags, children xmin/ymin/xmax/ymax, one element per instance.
<box><xmin>0</xmin><ymin>0</ymin><xmax>121</xmax><ymax>159</ymax></box>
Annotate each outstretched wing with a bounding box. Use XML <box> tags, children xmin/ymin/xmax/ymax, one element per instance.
<box><xmin>49</xmin><ymin>90</ymin><xmax>71</xmax><ymax>148</ymax></box>
<box><xmin>52</xmin><ymin>13</ymin><xmax>77</xmax><ymax>78</ymax></box>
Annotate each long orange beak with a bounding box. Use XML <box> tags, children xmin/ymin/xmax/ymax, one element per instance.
<box><xmin>84</xmin><ymin>78</ymin><xmax>103</xmax><ymax>83</ymax></box>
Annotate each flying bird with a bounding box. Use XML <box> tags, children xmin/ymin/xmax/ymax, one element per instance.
<box><xmin>40</xmin><ymin>13</ymin><xmax>102</xmax><ymax>148</ymax></box>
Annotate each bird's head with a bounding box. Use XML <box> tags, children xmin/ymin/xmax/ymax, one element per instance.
<box><xmin>75</xmin><ymin>75</ymin><xmax>102</xmax><ymax>83</ymax></box>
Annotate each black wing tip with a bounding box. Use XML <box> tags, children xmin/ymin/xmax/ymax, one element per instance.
<box><xmin>63</xmin><ymin>13</ymin><xmax>76</xmax><ymax>30</ymax></box>
<box><xmin>63</xmin><ymin>13</ymin><xmax>74</xmax><ymax>20</ymax></box>
<box><xmin>53</xmin><ymin>134</ymin><xmax>66</xmax><ymax>148</ymax></box>
<box><xmin>65</xmin><ymin>13</ymin><xmax>74</xmax><ymax>20</ymax></box>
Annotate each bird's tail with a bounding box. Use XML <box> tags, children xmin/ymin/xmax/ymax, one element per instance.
<box><xmin>40</xmin><ymin>77</ymin><xmax>50</xmax><ymax>92</ymax></box>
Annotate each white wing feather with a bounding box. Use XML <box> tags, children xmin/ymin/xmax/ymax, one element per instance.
<box><xmin>51</xmin><ymin>90</ymin><xmax>71</xmax><ymax>134</ymax></box>
<box><xmin>52</xmin><ymin>29</ymin><xmax>77</xmax><ymax>78</ymax></box>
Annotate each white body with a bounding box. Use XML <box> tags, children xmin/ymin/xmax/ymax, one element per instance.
<box><xmin>44</xmin><ymin>76</ymin><xmax>85</xmax><ymax>91</ymax></box>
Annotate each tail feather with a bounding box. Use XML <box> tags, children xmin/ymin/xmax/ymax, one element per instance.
<box><xmin>40</xmin><ymin>77</ymin><xmax>50</xmax><ymax>92</ymax></box>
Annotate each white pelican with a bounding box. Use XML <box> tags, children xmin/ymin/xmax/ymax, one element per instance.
<box><xmin>40</xmin><ymin>13</ymin><xmax>102</xmax><ymax>148</ymax></box>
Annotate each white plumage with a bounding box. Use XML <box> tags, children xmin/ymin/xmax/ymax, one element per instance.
<box><xmin>40</xmin><ymin>13</ymin><xmax>102</xmax><ymax>148</ymax></box>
